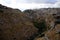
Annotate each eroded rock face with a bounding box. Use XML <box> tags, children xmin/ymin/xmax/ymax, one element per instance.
<box><xmin>35</xmin><ymin>23</ymin><xmax>60</xmax><ymax>40</ymax></box>
<box><xmin>33</xmin><ymin>9</ymin><xmax>60</xmax><ymax>40</ymax></box>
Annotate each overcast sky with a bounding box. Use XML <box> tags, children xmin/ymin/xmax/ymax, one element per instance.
<box><xmin>0</xmin><ymin>0</ymin><xmax>60</xmax><ymax>10</ymax></box>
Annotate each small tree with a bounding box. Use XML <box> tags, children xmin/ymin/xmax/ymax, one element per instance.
<box><xmin>33</xmin><ymin>20</ymin><xmax>47</xmax><ymax>34</ymax></box>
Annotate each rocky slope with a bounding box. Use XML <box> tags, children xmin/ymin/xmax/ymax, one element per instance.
<box><xmin>0</xmin><ymin>4</ymin><xmax>38</xmax><ymax>40</ymax></box>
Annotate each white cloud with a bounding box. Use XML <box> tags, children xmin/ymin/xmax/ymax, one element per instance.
<box><xmin>0</xmin><ymin>0</ymin><xmax>60</xmax><ymax>11</ymax></box>
<box><xmin>15</xmin><ymin>3</ymin><xmax>53</xmax><ymax>10</ymax></box>
<box><xmin>16</xmin><ymin>0</ymin><xmax>57</xmax><ymax>3</ymax></box>
<box><xmin>53</xmin><ymin>0</ymin><xmax>60</xmax><ymax>8</ymax></box>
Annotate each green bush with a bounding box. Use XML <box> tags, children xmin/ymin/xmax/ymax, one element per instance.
<box><xmin>33</xmin><ymin>20</ymin><xmax>47</xmax><ymax>34</ymax></box>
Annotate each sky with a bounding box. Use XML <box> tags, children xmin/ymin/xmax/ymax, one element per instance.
<box><xmin>0</xmin><ymin>0</ymin><xmax>60</xmax><ymax>11</ymax></box>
